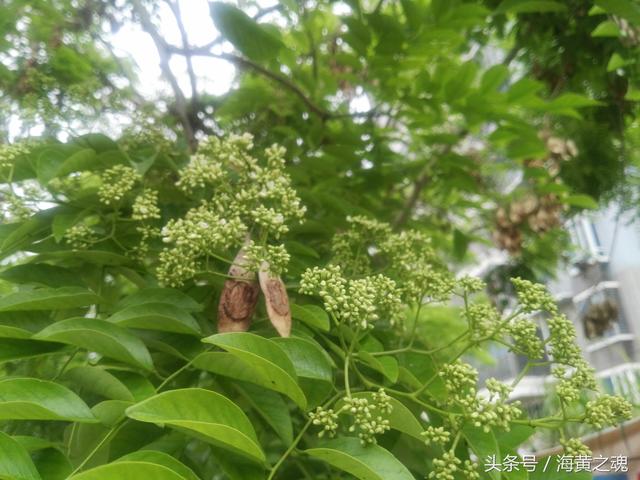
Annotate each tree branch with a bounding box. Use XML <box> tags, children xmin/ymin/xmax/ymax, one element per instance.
<box><xmin>132</xmin><ymin>0</ymin><xmax>196</xmax><ymax>150</ymax></box>
<box><xmin>165</xmin><ymin>0</ymin><xmax>198</xmax><ymax>101</ymax></box>
<box><xmin>393</xmin><ymin>134</ymin><xmax>467</xmax><ymax>230</ymax></box>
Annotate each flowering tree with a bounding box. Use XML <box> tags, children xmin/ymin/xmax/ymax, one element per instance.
<box><xmin>1</xmin><ymin>1</ymin><xmax>639</xmax><ymax>479</ymax></box>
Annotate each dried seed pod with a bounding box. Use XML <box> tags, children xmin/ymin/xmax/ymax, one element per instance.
<box><xmin>258</xmin><ymin>261</ymin><xmax>291</xmax><ymax>337</ymax></box>
<box><xmin>217</xmin><ymin>247</ymin><xmax>260</xmax><ymax>333</ymax></box>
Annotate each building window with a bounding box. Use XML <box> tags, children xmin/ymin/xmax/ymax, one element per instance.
<box><xmin>568</xmin><ymin>216</ymin><xmax>605</xmax><ymax>260</ymax></box>
<box><xmin>578</xmin><ymin>288</ymin><xmax>627</xmax><ymax>340</ymax></box>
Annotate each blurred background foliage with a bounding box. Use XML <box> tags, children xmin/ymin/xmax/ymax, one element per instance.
<box><xmin>1</xmin><ymin>0</ymin><xmax>639</xmax><ymax>285</ymax></box>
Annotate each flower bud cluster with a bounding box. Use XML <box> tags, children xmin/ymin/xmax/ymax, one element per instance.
<box><xmin>3</xmin><ymin>194</ymin><xmax>31</xmax><ymax>222</ymax></box>
<box><xmin>506</xmin><ymin>319</ymin><xmax>545</xmax><ymax>359</ymax></box>
<box><xmin>511</xmin><ymin>277</ymin><xmax>557</xmax><ymax>313</ymax></box>
<box><xmin>309</xmin><ymin>390</ymin><xmax>393</xmax><ymax>444</ymax></box>
<box><xmin>462</xmin><ymin>460</ymin><xmax>480</xmax><ymax>480</ymax></box>
<box><xmin>403</xmin><ymin>265</ymin><xmax>456</xmax><ymax>303</ymax></box>
<box><xmin>98</xmin><ymin>165</ymin><xmax>140</xmax><ymax>205</ymax></box>
<box><xmin>0</xmin><ymin>142</ymin><xmax>29</xmax><ymax>172</ymax></box>
<box><xmin>119</xmin><ymin>124</ymin><xmax>172</xmax><ymax>154</ymax></box>
<box><xmin>440</xmin><ymin>362</ymin><xmax>478</xmax><ymax>397</ymax></box>
<box><xmin>458</xmin><ymin>276</ymin><xmax>486</xmax><ymax>294</ymax></box>
<box><xmin>464</xmin><ymin>303</ymin><xmax>500</xmax><ymax>341</ymax></box>
<box><xmin>421</xmin><ymin>426</ymin><xmax>450</xmax><ymax>446</ymax></box>
<box><xmin>158</xmin><ymin>203</ymin><xmax>247</xmax><ymax>286</ymax></box>
<box><xmin>332</xmin><ymin>215</ymin><xmax>392</xmax><ymax>274</ymax></box>
<box><xmin>176</xmin><ymin>152</ymin><xmax>224</xmax><ymax>192</ymax></box>
<box><xmin>429</xmin><ymin>451</ymin><xmax>461</xmax><ymax>480</ymax></box>
<box><xmin>132</xmin><ymin>189</ymin><xmax>161</xmax><ymax>221</ymax></box>
<box><xmin>245</xmin><ymin>242</ymin><xmax>290</xmax><ymax>276</ymax></box>
<box><xmin>158</xmin><ymin>134</ymin><xmax>304</xmax><ymax>285</ymax></box>
<box><xmin>440</xmin><ymin>365</ymin><xmax>522</xmax><ymax>433</ymax></box>
<box><xmin>585</xmin><ymin>394</ymin><xmax>632</xmax><ymax>429</ymax></box>
<box><xmin>309</xmin><ymin>406</ymin><xmax>339</xmax><ymax>438</ymax></box>
<box><xmin>64</xmin><ymin>223</ymin><xmax>97</xmax><ymax>249</ymax></box>
<box><xmin>343</xmin><ymin>390</ymin><xmax>393</xmax><ymax>444</ymax></box>
<box><xmin>299</xmin><ymin>265</ymin><xmax>402</xmax><ymax>328</ymax></box>
<box><xmin>560</xmin><ymin>438</ymin><xmax>592</xmax><ymax>457</ymax></box>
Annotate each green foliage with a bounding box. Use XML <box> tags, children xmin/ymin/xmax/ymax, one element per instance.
<box><xmin>1</xmin><ymin>0</ymin><xmax>639</xmax><ymax>479</ymax></box>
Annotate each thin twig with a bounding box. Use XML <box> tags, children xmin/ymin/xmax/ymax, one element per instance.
<box><xmin>132</xmin><ymin>0</ymin><xmax>196</xmax><ymax>149</ymax></box>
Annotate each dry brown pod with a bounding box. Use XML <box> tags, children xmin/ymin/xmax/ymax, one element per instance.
<box><xmin>258</xmin><ymin>261</ymin><xmax>292</xmax><ymax>337</ymax></box>
<box><xmin>217</xmin><ymin>246</ymin><xmax>260</xmax><ymax>333</ymax></box>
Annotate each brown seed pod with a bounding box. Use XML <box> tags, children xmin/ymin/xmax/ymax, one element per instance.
<box><xmin>258</xmin><ymin>261</ymin><xmax>291</xmax><ymax>337</ymax></box>
<box><xmin>217</xmin><ymin>247</ymin><xmax>260</xmax><ymax>333</ymax></box>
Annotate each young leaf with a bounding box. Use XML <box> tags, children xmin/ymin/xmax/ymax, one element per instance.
<box><xmin>68</xmin><ymin>461</ymin><xmax>187</xmax><ymax>480</ymax></box>
<box><xmin>202</xmin><ymin>332</ymin><xmax>307</xmax><ymax>409</ymax></box>
<box><xmin>34</xmin><ymin>318</ymin><xmax>154</xmax><ymax>371</ymax></box>
<box><xmin>0</xmin><ymin>378</ymin><xmax>96</xmax><ymax>423</ymax></box>
<box><xmin>125</xmin><ymin>388</ymin><xmax>265</xmax><ymax>462</ymax></box>
<box><xmin>210</xmin><ymin>2</ymin><xmax>284</xmax><ymax>61</ymax></box>
<box><xmin>0</xmin><ymin>432</ymin><xmax>42</xmax><ymax>480</ymax></box>
<box><xmin>0</xmin><ymin>287</ymin><xmax>99</xmax><ymax>312</ymax></box>
<box><xmin>564</xmin><ymin>194</ymin><xmax>598</xmax><ymax>209</ymax></box>
<box><xmin>304</xmin><ymin>437</ymin><xmax>415</xmax><ymax>480</ymax></box>
<box><xmin>107</xmin><ymin>303</ymin><xmax>201</xmax><ymax>336</ymax></box>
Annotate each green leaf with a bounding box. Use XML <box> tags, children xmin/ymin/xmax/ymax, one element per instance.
<box><xmin>235</xmin><ymin>382</ymin><xmax>294</xmax><ymax>444</ymax></box>
<box><xmin>0</xmin><ymin>378</ymin><xmax>96</xmax><ymax>422</ymax></box>
<box><xmin>0</xmin><ymin>264</ymin><xmax>84</xmax><ymax>288</ymax></box>
<box><xmin>0</xmin><ymin>432</ymin><xmax>42</xmax><ymax>480</ymax></box>
<box><xmin>607</xmin><ymin>52</ymin><xmax>632</xmax><ymax>71</ymax></box>
<box><xmin>116</xmin><ymin>451</ymin><xmax>199</xmax><ymax>480</ymax></box>
<box><xmin>591</xmin><ymin>20</ymin><xmax>622</xmax><ymax>37</ymax></box>
<box><xmin>463</xmin><ymin>426</ymin><xmax>500</xmax><ymax>480</ymax></box>
<box><xmin>290</xmin><ymin>303</ymin><xmax>330</xmax><ymax>331</ymax></box>
<box><xmin>547</xmin><ymin>93</ymin><xmax>602</xmax><ymax>110</ymax></box>
<box><xmin>55</xmin><ymin>148</ymin><xmax>97</xmax><ymax>177</ymax></box>
<box><xmin>210</xmin><ymin>2</ymin><xmax>284</xmax><ymax>61</ymax></box>
<box><xmin>63</xmin><ymin>366</ymin><xmax>136</xmax><ymax>402</ymax></box>
<box><xmin>357</xmin><ymin>352</ymin><xmax>399</xmax><ymax>383</ymax></box>
<box><xmin>305</xmin><ymin>437</ymin><xmax>414</xmax><ymax>480</ymax></box>
<box><xmin>0</xmin><ymin>339</ymin><xmax>63</xmax><ymax>363</ymax></box>
<box><xmin>138</xmin><ymin>331</ymin><xmax>204</xmax><ymax>361</ymax></box>
<box><xmin>202</xmin><ymin>332</ymin><xmax>307</xmax><ymax>409</ymax></box>
<box><xmin>564</xmin><ymin>194</ymin><xmax>598</xmax><ymax>209</ymax></box>
<box><xmin>33</xmin><ymin>250</ymin><xmax>134</xmax><ymax>266</ymax></box>
<box><xmin>68</xmin><ymin>461</ymin><xmax>187</xmax><ymax>480</ymax></box>
<box><xmin>625</xmin><ymin>86</ymin><xmax>640</xmax><ymax>101</ymax></box>
<box><xmin>0</xmin><ymin>312</ymin><xmax>51</xmax><ymax>338</ymax></box>
<box><xmin>31</xmin><ymin>448</ymin><xmax>72</xmax><ymax>480</ymax></box>
<box><xmin>115</xmin><ymin>288</ymin><xmax>202</xmax><ymax>312</ymax></box>
<box><xmin>495</xmin><ymin>0</ymin><xmax>567</xmax><ymax>13</ymax></box>
<box><xmin>0</xmin><ymin>287</ymin><xmax>99</xmax><ymax>312</ymax></box>
<box><xmin>595</xmin><ymin>0</ymin><xmax>640</xmax><ymax>25</ymax></box>
<box><xmin>126</xmin><ymin>388</ymin><xmax>265</xmax><ymax>462</ymax></box>
<box><xmin>272</xmin><ymin>336</ymin><xmax>333</xmax><ymax>382</ymax></box>
<box><xmin>336</xmin><ymin>392</ymin><xmax>424</xmax><ymax>441</ymax></box>
<box><xmin>107</xmin><ymin>303</ymin><xmax>201</xmax><ymax>336</ymax></box>
<box><xmin>34</xmin><ymin>318</ymin><xmax>154</xmax><ymax>371</ymax></box>
<box><xmin>273</xmin><ymin>337</ymin><xmax>335</xmax><ymax>408</ymax></box>
<box><xmin>480</xmin><ymin>64</ymin><xmax>509</xmax><ymax>93</ymax></box>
